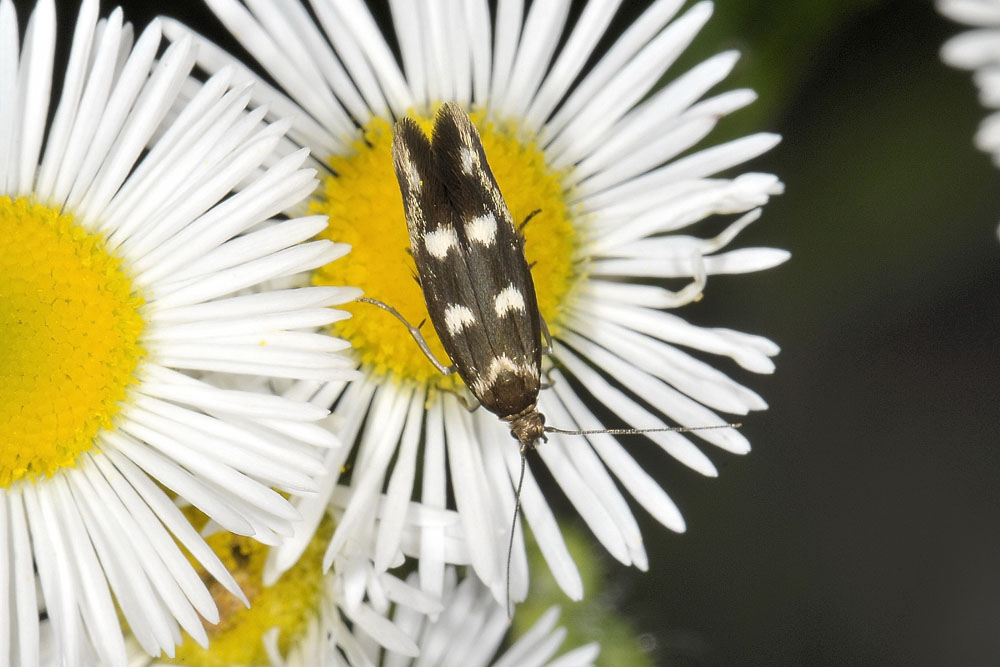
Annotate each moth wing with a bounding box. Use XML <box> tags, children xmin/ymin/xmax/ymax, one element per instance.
<box><xmin>429</xmin><ymin>104</ymin><xmax>542</xmax><ymax>415</ymax></box>
<box><xmin>392</xmin><ymin>114</ymin><xmax>501</xmax><ymax>398</ymax></box>
<box><xmin>392</xmin><ymin>117</ymin><xmax>438</xmax><ymax>250</ymax></box>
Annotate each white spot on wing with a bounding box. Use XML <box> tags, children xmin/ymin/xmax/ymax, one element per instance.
<box><xmin>465</xmin><ymin>213</ymin><xmax>497</xmax><ymax>246</ymax></box>
<box><xmin>424</xmin><ymin>227</ymin><xmax>458</xmax><ymax>259</ymax></box>
<box><xmin>494</xmin><ymin>285</ymin><xmax>525</xmax><ymax>316</ymax></box>
<box><xmin>444</xmin><ymin>304</ymin><xmax>476</xmax><ymax>335</ymax></box>
<box><xmin>471</xmin><ymin>354</ymin><xmax>539</xmax><ymax>397</ymax></box>
<box><xmin>406</xmin><ymin>161</ymin><xmax>421</xmax><ymax>190</ymax></box>
<box><xmin>460</xmin><ymin>146</ymin><xmax>477</xmax><ymax>174</ymax></box>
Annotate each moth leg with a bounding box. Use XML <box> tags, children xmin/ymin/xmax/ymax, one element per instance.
<box><xmin>518</xmin><ymin>209</ymin><xmax>542</xmax><ymax>235</ymax></box>
<box><xmin>540</xmin><ymin>365</ymin><xmax>559</xmax><ymax>391</ymax></box>
<box><xmin>539</xmin><ymin>316</ymin><xmax>553</xmax><ymax>356</ymax></box>
<box><xmin>358</xmin><ymin>297</ymin><xmax>457</xmax><ymax>376</ymax></box>
<box><xmin>439</xmin><ymin>386</ymin><xmax>481</xmax><ymax>412</ymax></box>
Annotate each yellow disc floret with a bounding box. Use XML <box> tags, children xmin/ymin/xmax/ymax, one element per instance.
<box><xmin>311</xmin><ymin>108</ymin><xmax>580</xmax><ymax>389</ymax></box>
<box><xmin>0</xmin><ymin>196</ymin><xmax>145</xmax><ymax>486</ymax></box>
<box><xmin>169</xmin><ymin>515</ymin><xmax>334</xmax><ymax>666</ymax></box>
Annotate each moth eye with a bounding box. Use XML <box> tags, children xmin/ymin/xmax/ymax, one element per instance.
<box><xmin>509</xmin><ymin>430</ymin><xmax>519</xmax><ymax>441</ymax></box>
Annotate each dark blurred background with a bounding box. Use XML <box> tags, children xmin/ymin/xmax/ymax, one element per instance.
<box><xmin>643</xmin><ymin>1</ymin><xmax>1000</xmax><ymax>666</ymax></box>
<box><xmin>27</xmin><ymin>0</ymin><xmax>1000</xmax><ymax>664</ymax></box>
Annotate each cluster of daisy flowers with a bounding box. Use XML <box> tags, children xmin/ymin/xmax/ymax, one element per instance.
<box><xmin>3</xmin><ymin>0</ymin><xmax>786</xmax><ymax>664</ymax></box>
<box><xmin>939</xmin><ymin>0</ymin><xmax>1000</xmax><ymax>239</ymax></box>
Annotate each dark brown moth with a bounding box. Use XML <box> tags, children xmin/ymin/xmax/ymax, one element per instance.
<box><xmin>362</xmin><ymin>103</ymin><xmax>739</xmax><ymax>613</ymax></box>
<box><xmin>367</xmin><ymin>101</ymin><xmax>549</xmax><ymax>453</ymax></box>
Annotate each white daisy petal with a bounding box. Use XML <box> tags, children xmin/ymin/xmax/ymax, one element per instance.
<box><xmin>500</xmin><ymin>0</ymin><xmax>571</xmax><ymax>118</ymax></box>
<box><xmin>940</xmin><ymin>0</ymin><xmax>1000</xmax><ymax>236</ymax></box>
<box><xmin>324</xmin><ymin>383</ymin><xmax>411</xmax><ymax>570</ymax></box>
<box><xmin>524</xmin><ymin>0</ymin><xmax>622</xmax><ymax>130</ymax></box>
<box><xmin>375</xmin><ymin>572</ymin><xmax>598</xmax><ymax>667</ymax></box>
<box><xmin>420</xmin><ymin>0</ymin><xmax>455</xmax><ymax>104</ymax></box>
<box><xmin>334</xmin><ymin>0</ymin><xmax>413</xmax><ymax>116</ymax></box>
<box><xmin>0</xmin><ymin>0</ymin><xmax>20</xmax><ymax>191</ymax></box>
<box><xmin>484</xmin><ymin>421</ymin><xmax>583</xmax><ymax>600</ymax></box>
<box><xmin>24</xmin><ymin>484</ymin><xmax>84</xmax><ymax>665</ymax></box>
<box><xmin>442</xmin><ymin>395</ymin><xmax>500</xmax><ymax>587</ymax></box>
<box><xmin>34</xmin><ymin>0</ymin><xmax>99</xmax><ymax>196</ymax></box>
<box><xmin>567</xmin><ymin>50</ymin><xmax>741</xmax><ymax>185</ymax></box>
<box><xmin>545</xmin><ymin>2</ymin><xmax>714</xmax><ymax>166</ymax></box>
<box><xmin>76</xmin><ymin>457</ymin><xmax>212</xmax><ymax>644</ymax></box>
<box><xmin>553</xmin><ymin>343</ymin><xmax>721</xmax><ymax>475</ymax></box>
<box><xmin>64</xmin><ymin>20</ymin><xmax>164</xmax><ymax>212</ymax></box>
<box><xmin>310</xmin><ymin>0</ymin><xmax>392</xmax><ymax>119</ymax></box>
<box><xmin>540</xmin><ymin>0</ymin><xmax>683</xmax><ymax>142</ymax></box>
<box><xmin>419</xmin><ymin>397</ymin><xmax>449</xmax><ymax>599</ymax></box>
<box><xmin>576</xmin><ymin>298</ymin><xmax>779</xmax><ymax>373</ymax></box>
<box><xmin>206</xmin><ymin>0</ymin><xmax>351</xmax><ymax>134</ymax></box>
<box><xmin>942</xmin><ymin>0</ymin><xmax>1000</xmax><ymax>23</ymax></box>
<box><xmin>65</xmin><ymin>469</ymin><xmax>173</xmax><ymax>657</ymax></box>
<box><xmin>8</xmin><ymin>492</ymin><xmax>39</xmax><ymax>667</ymax></box>
<box><xmin>0</xmin><ymin>494</ymin><xmax>8</xmax><ymax>661</ymax></box>
<box><xmin>475</xmin><ymin>424</ymin><xmax>530</xmax><ymax>602</ymax></box>
<box><xmin>374</xmin><ymin>386</ymin><xmax>426</xmax><ymax>572</ymax></box>
<box><xmin>489</xmin><ymin>0</ymin><xmax>525</xmax><ymax>110</ymax></box>
<box><xmin>12</xmin><ymin>0</ymin><xmax>54</xmax><ymax>195</ymax></box>
<box><xmin>566</xmin><ymin>313</ymin><xmax>766</xmax><ymax>414</ymax></box>
<box><xmin>390</xmin><ymin>0</ymin><xmax>427</xmax><ymax>107</ymax></box>
<box><xmin>550</xmin><ymin>379</ymin><xmax>687</xmax><ymax>532</ymax></box>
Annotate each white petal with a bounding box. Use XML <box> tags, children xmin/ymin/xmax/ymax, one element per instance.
<box><xmin>498</xmin><ymin>0</ymin><xmax>570</xmax><ymax>118</ymax></box>
<box><xmin>375</xmin><ymin>387</ymin><xmax>426</xmax><ymax>573</ymax></box>
<box><xmin>442</xmin><ymin>396</ymin><xmax>499</xmax><ymax>587</ymax></box>
<box><xmin>12</xmin><ymin>0</ymin><xmax>55</xmax><ymax>195</ymax></box>
<box><xmin>524</xmin><ymin>0</ymin><xmax>622</xmax><ymax>129</ymax></box>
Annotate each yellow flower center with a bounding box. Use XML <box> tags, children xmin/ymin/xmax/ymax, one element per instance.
<box><xmin>169</xmin><ymin>515</ymin><xmax>334</xmax><ymax>666</ymax></box>
<box><xmin>0</xmin><ymin>196</ymin><xmax>145</xmax><ymax>486</ymax></box>
<box><xmin>311</xmin><ymin>109</ymin><xmax>581</xmax><ymax>389</ymax></box>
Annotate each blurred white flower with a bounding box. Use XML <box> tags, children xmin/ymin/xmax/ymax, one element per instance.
<box><xmin>376</xmin><ymin>569</ymin><xmax>599</xmax><ymax>667</ymax></box>
<box><xmin>116</xmin><ymin>492</ymin><xmax>527</xmax><ymax>667</ymax></box>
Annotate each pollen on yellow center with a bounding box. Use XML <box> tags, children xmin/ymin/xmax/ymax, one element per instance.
<box><xmin>0</xmin><ymin>196</ymin><xmax>145</xmax><ymax>486</ymax></box>
<box><xmin>169</xmin><ymin>514</ymin><xmax>334</xmax><ymax>666</ymax></box>
<box><xmin>311</xmin><ymin>109</ymin><xmax>580</xmax><ymax>389</ymax></box>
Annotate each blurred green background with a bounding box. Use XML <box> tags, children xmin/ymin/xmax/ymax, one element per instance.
<box><xmin>33</xmin><ymin>0</ymin><xmax>1000</xmax><ymax>664</ymax></box>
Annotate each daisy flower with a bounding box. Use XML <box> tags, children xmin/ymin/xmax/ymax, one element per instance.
<box><xmin>117</xmin><ymin>488</ymin><xmax>469</xmax><ymax>667</ymax></box>
<box><xmin>939</xmin><ymin>0</ymin><xmax>1000</xmax><ymax>239</ymax></box>
<box><xmin>374</xmin><ymin>568</ymin><xmax>599</xmax><ymax>667</ymax></box>
<box><xmin>163</xmin><ymin>0</ymin><xmax>788</xmax><ymax>604</ymax></box>
<box><xmin>2</xmin><ymin>0</ymin><xmax>357</xmax><ymax>664</ymax></box>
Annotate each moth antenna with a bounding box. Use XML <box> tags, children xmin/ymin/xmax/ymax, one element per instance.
<box><xmin>544</xmin><ymin>423</ymin><xmax>741</xmax><ymax>436</ymax></box>
<box><xmin>506</xmin><ymin>446</ymin><xmax>528</xmax><ymax>619</ymax></box>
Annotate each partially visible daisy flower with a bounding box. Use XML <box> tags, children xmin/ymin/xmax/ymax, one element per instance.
<box><xmin>164</xmin><ymin>0</ymin><xmax>787</xmax><ymax>603</ymax></box>
<box><xmin>939</xmin><ymin>0</ymin><xmax>1000</xmax><ymax>238</ymax></box>
<box><xmin>375</xmin><ymin>569</ymin><xmax>599</xmax><ymax>667</ymax></box>
<box><xmin>2</xmin><ymin>0</ymin><xmax>357</xmax><ymax>664</ymax></box>
<box><xmin>117</xmin><ymin>487</ymin><xmax>467</xmax><ymax>666</ymax></box>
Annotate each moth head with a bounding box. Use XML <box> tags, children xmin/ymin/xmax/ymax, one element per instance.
<box><xmin>509</xmin><ymin>410</ymin><xmax>547</xmax><ymax>450</ymax></box>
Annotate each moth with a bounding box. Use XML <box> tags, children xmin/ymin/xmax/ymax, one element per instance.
<box><xmin>364</xmin><ymin>103</ymin><xmax>737</xmax><ymax>610</ymax></box>
<box><xmin>367</xmin><ymin>102</ymin><xmax>549</xmax><ymax>452</ymax></box>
